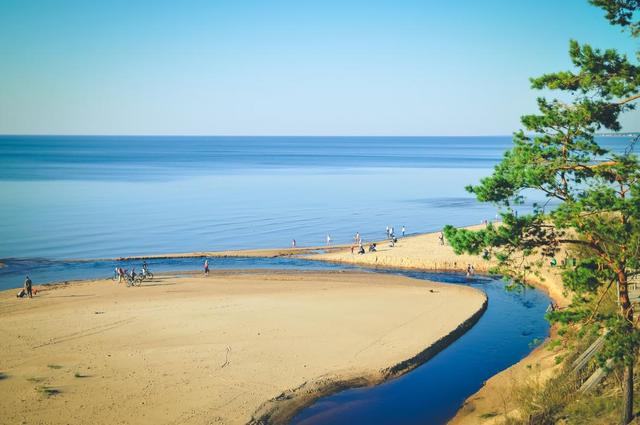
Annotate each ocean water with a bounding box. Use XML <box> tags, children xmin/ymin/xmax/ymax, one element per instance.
<box><xmin>0</xmin><ymin>135</ymin><xmax>633</xmax><ymax>261</ymax></box>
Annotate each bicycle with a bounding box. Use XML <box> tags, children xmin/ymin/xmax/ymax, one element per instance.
<box><xmin>128</xmin><ymin>269</ymin><xmax>153</xmax><ymax>287</ymax></box>
<box><xmin>138</xmin><ymin>267</ymin><xmax>153</xmax><ymax>283</ymax></box>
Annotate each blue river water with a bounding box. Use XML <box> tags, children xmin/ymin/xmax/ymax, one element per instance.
<box><xmin>292</xmin><ymin>269</ymin><xmax>549</xmax><ymax>425</ymax></box>
<box><xmin>0</xmin><ymin>255</ymin><xmax>355</xmax><ymax>290</ymax></box>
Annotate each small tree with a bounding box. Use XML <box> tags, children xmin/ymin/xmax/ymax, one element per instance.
<box><xmin>444</xmin><ymin>2</ymin><xmax>640</xmax><ymax>423</ymax></box>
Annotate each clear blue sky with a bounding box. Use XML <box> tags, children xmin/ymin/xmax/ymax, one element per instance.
<box><xmin>0</xmin><ymin>0</ymin><xmax>638</xmax><ymax>135</ymax></box>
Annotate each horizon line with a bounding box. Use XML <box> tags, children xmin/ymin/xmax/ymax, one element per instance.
<box><xmin>0</xmin><ymin>132</ymin><xmax>637</xmax><ymax>138</ymax></box>
<box><xmin>0</xmin><ymin>133</ymin><xmax>516</xmax><ymax>138</ymax></box>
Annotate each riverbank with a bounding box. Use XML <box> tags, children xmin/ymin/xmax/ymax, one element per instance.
<box><xmin>87</xmin><ymin>225</ymin><xmax>569</xmax><ymax>424</ymax></box>
<box><xmin>300</xmin><ymin>228</ymin><xmax>569</xmax><ymax>424</ymax></box>
<box><xmin>0</xmin><ymin>270</ymin><xmax>486</xmax><ymax>425</ymax></box>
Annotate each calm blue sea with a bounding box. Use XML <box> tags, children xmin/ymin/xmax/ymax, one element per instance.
<box><xmin>0</xmin><ymin>135</ymin><xmax>633</xmax><ymax>261</ymax></box>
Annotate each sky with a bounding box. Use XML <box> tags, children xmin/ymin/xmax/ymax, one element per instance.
<box><xmin>0</xmin><ymin>0</ymin><xmax>638</xmax><ymax>136</ymax></box>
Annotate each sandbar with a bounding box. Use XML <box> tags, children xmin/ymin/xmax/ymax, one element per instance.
<box><xmin>0</xmin><ymin>270</ymin><xmax>486</xmax><ymax>425</ymax></box>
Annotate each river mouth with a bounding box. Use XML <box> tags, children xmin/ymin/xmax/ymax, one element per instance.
<box><xmin>291</xmin><ymin>269</ymin><xmax>549</xmax><ymax>425</ymax></box>
<box><xmin>0</xmin><ymin>256</ymin><xmax>549</xmax><ymax>425</ymax></box>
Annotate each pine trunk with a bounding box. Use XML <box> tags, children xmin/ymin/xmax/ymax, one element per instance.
<box><xmin>619</xmin><ymin>269</ymin><xmax>634</xmax><ymax>425</ymax></box>
<box><xmin>622</xmin><ymin>362</ymin><xmax>634</xmax><ymax>425</ymax></box>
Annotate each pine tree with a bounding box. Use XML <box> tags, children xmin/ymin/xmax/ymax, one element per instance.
<box><xmin>444</xmin><ymin>2</ymin><xmax>640</xmax><ymax>423</ymax></box>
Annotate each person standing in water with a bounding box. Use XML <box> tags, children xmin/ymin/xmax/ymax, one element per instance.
<box><xmin>292</xmin><ymin>239</ymin><xmax>296</xmax><ymax>248</ymax></box>
<box><xmin>326</xmin><ymin>234</ymin><xmax>332</xmax><ymax>246</ymax></box>
<box><xmin>466</xmin><ymin>264</ymin><xmax>475</xmax><ymax>278</ymax></box>
<box><xmin>204</xmin><ymin>259</ymin><xmax>210</xmax><ymax>276</ymax></box>
<box><xmin>401</xmin><ymin>225</ymin><xmax>406</xmax><ymax>237</ymax></box>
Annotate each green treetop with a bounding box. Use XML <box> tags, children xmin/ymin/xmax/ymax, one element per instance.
<box><xmin>444</xmin><ymin>1</ymin><xmax>640</xmax><ymax>423</ymax></box>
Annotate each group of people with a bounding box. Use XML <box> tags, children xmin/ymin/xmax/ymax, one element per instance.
<box><xmin>348</xmin><ymin>231</ymin><xmax>378</xmax><ymax>255</ymax></box>
<box><xmin>114</xmin><ymin>261</ymin><xmax>152</xmax><ymax>284</ymax></box>
<box><xmin>386</xmin><ymin>226</ymin><xmax>402</xmax><ymax>247</ymax></box>
<box><xmin>289</xmin><ymin>225</ymin><xmax>409</xmax><ymax>249</ymax></box>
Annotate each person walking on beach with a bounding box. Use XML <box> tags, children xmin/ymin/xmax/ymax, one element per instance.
<box><xmin>204</xmin><ymin>259</ymin><xmax>209</xmax><ymax>276</ymax></box>
<box><xmin>401</xmin><ymin>226</ymin><xmax>405</xmax><ymax>237</ymax></box>
<box><xmin>24</xmin><ymin>276</ymin><xmax>33</xmax><ymax>298</ymax></box>
<box><xmin>439</xmin><ymin>232</ymin><xmax>445</xmax><ymax>246</ymax></box>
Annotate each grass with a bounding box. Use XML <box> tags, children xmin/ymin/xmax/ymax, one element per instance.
<box><xmin>47</xmin><ymin>364</ymin><xmax>63</xmax><ymax>370</ymax></box>
<box><xmin>561</xmin><ymin>391</ymin><xmax>620</xmax><ymax>424</ymax></box>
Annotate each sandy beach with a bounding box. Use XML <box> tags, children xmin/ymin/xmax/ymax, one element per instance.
<box><xmin>301</xmin><ymin>229</ymin><xmax>570</xmax><ymax>424</ymax></box>
<box><xmin>0</xmin><ymin>270</ymin><xmax>486</xmax><ymax>425</ymax></box>
<box><xmin>306</xmin><ymin>227</ymin><xmax>570</xmax><ymax>307</ymax></box>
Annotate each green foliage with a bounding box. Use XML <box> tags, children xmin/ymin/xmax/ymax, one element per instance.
<box><xmin>590</xmin><ymin>0</ymin><xmax>640</xmax><ymax>37</ymax></box>
<box><xmin>444</xmin><ymin>0</ymin><xmax>640</xmax><ymax>410</ymax></box>
<box><xmin>599</xmin><ymin>317</ymin><xmax>640</xmax><ymax>366</ymax></box>
<box><xmin>506</xmin><ymin>326</ymin><xmax>640</xmax><ymax>424</ymax></box>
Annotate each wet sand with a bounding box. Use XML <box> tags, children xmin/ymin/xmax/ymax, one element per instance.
<box><xmin>0</xmin><ymin>270</ymin><xmax>486</xmax><ymax>425</ymax></box>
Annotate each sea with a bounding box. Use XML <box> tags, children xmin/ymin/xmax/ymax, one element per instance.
<box><xmin>0</xmin><ymin>135</ymin><xmax>633</xmax><ymax>261</ymax></box>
